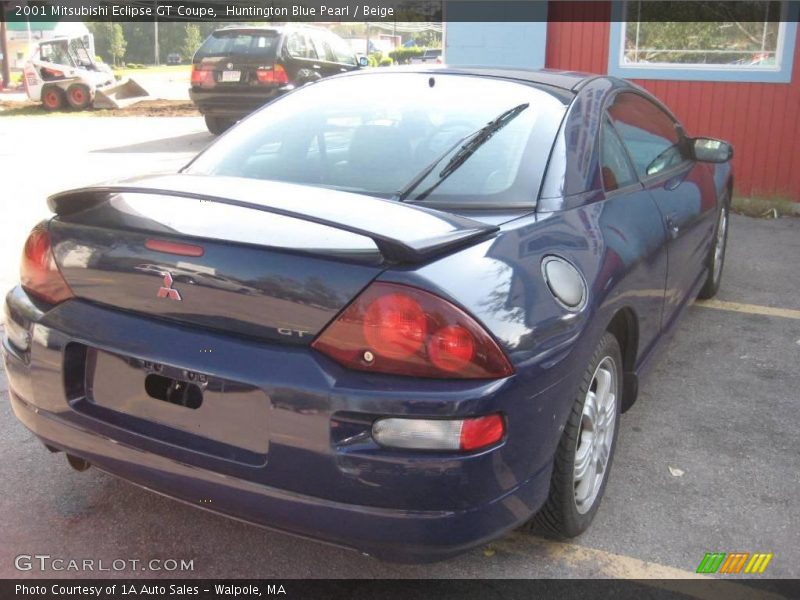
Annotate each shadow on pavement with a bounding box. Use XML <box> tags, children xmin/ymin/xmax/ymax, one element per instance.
<box><xmin>93</xmin><ymin>131</ymin><xmax>213</xmax><ymax>154</ymax></box>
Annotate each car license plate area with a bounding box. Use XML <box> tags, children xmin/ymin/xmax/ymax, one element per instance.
<box><xmin>220</xmin><ymin>70</ymin><xmax>241</xmax><ymax>82</ymax></box>
<box><xmin>82</xmin><ymin>347</ymin><xmax>269</xmax><ymax>456</ymax></box>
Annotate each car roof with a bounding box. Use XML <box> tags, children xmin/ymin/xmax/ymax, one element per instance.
<box><xmin>338</xmin><ymin>66</ymin><xmax>601</xmax><ymax>102</ymax></box>
<box><xmin>344</xmin><ymin>63</ymin><xmax>603</xmax><ymax>92</ymax></box>
<box><xmin>212</xmin><ymin>24</ymin><xmax>331</xmax><ymax>35</ymax></box>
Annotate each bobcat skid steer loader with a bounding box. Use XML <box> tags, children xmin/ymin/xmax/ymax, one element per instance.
<box><xmin>23</xmin><ymin>35</ymin><xmax>149</xmax><ymax>111</ymax></box>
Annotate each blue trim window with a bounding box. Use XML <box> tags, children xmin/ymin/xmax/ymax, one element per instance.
<box><xmin>608</xmin><ymin>1</ymin><xmax>798</xmax><ymax>82</ymax></box>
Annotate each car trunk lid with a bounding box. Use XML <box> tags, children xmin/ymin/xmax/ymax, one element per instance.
<box><xmin>47</xmin><ymin>174</ymin><xmax>498</xmax><ymax>344</ymax></box>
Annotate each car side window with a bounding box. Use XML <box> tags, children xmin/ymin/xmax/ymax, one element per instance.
<box><xmin>326</xmin><ymin>33</ymin><xmax>357</xmax><ymax>66</ymax></box>
<box><xmin>286</xmin><ymin>32</ymin><xmax>312</xmax><ymax>59</ymax></box>
<box><xmin>310</xmin><ymin>34</ymin><xmax>335</xmax><ymax>63</ymax></box>
<box><xmin>607</xmin><ymin>93</ymin><xmax>687</xmax><ymax>179</ymax></box>
<box><xmin>600</xmin><ymin>118</ymin><xmax>637</xmax><ymax>191</ymax></box>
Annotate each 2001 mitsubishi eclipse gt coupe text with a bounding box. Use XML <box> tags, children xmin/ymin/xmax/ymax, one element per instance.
<box><xmin>2</xmin><ymin>68</ymin><xmax>733</xmax><ymax>562</ymax></box>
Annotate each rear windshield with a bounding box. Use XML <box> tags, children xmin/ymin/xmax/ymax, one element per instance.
<box><xmin>186</xmin><ymin>73</ymin><xmax>568</xmax><ymax>207</ymax></box>
<box><xmin>196</xmin><ymin>30</ymin><xmax>279</xmax><ymax>58</ymax></box>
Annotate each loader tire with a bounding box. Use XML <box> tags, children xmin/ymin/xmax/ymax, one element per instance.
<box><xmin>205</xmin><ymin>115</ymin><xmax>234</xmax><ymax>136</ymax></box>
<box><xmin>66</xmin><ymin>84</ymin><xmax>92</xmax><ymax>110</ymax></box>
<box><xmin>42</xmin><ymin>86</ymin><xmax>65</xmax><ymax>111</ymax></box>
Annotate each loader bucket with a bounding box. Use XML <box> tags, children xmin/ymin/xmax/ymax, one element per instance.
<box><xmin>93</xmin><ymin>78</ymin><xmax>149</xmax><ymax>110</ymax></box>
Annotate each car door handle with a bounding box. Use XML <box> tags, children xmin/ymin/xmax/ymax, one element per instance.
<box><xmin>312</xmin><ymin>64</ymin><xmax>321</xmax><ymax>70</ymax></box>
<box><xmin>665</xmin><ymin>216</ymin><xmax>680</xmax><ymax>239</ymax></box>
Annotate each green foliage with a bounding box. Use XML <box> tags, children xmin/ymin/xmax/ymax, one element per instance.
<box><xmin>109</xmin><ymin>23</ymin><xmax>127</xmax><ymax>66</ymax></box>
<box><xmin>367</xmin><ymin>56</ymin><xmax>378</xmax><ymax>68</ymax></box>
<box><xmin>182</xmin><ymin>24</ymin><xmax>202</xmax><ymax>63</ymax></box>
<box><xmin>86</xmin><ymin>22</ymin><xmax>127</xmax><ymax>66</ymax></box>
<box><xmin>109</xmin><ymin>22</ymin><xmax>219</xmax><ymax>65</ymax></box>
<box><xmin>379</xmin><ymin>57</ymin><xmax>394</xmax><ymax>67</ymax></box>
<box><xmin>409</xmin><ymin>31</ymin><xmax>441</xmax><ymax>48</ymax></box>
<box><xmin>388</xmin><ymin>46</ymin><xmax>424</xmax><ymax>65</ymax></box>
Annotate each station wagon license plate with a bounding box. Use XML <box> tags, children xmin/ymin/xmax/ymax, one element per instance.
<box><xmin>221</xmin><ymin>70</ymin><xmax>241</xmax><ymax>82</ymax></box>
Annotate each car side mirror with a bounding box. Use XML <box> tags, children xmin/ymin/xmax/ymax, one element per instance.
<box><xmin>358</xmin><ymin>56</ymin><xmax>370</xmax><ymax>67</ymax></box>
<box><xmin>691</xmin><ymin>137</ymin><xmax>733</xmax><ymax>163</ymax></box>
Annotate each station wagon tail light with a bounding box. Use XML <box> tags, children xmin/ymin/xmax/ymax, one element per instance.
<box><xmin>312</xmin><ymin>282</ymin><xmax>514</xmax><ymax>379</ymax></box>
<box><xmin>372</xmin><ymin>414</ymin><xmax>505</xmax><ymax>451</ymax></box>
<box><xmin>20</xmin><ymin>225</ymin><xmax>74</xmax><ymax>305</ymax></box>
<box><xmin>190</xmin><ymin>65</ymin><xmax>212</xmax><ymax>86</ymax></box>
<box><xmin>256</xmin><ymin>64</ymin><xmax>289</xmax><ymax>85</ymax></box>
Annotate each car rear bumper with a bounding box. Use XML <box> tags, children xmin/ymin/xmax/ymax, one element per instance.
<box><xmin>2</xmin><ymin>286</ymin><xmax>573</xmax><ymax>562</ymax></box>
<box><xmin>8</xmin><ymin>390</ymin><xmax>551</xmax><ymax>562</ymax></box>
<box><xmin>189</xmin><ymin>86</ymin><xmax>291</xmax><ymax>119</ymax></box>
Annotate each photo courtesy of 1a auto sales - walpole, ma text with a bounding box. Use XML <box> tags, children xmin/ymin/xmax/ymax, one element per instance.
<box><xmin>0</xmin><ymin>0</ymin><xmax>798</xmax><ymax>598</ymax></box>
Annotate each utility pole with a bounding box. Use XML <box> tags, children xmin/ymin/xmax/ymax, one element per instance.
<box><xmin>153</xmin><ymin>1</ymin><xmax>160</xmax><ymax>65</ymax></box>
<box><xmin>0</xmin><ymin>14</ymin><xmax>10</xmax><ymax>89</ymax></box>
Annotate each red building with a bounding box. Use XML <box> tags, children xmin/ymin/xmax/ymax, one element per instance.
<box><xmin>446</xmin><ymin>1</ymin><xmax>800</xmax><ymax>201</ymax></box>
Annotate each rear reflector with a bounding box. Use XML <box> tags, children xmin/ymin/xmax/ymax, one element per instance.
<box><xmin>145</xmin><ymin>239</ymin><xmax>205</xmax><ymax>257</ymax></box>
<box><xmin>312</xmin><ymin>282</ymin><xmax>514</xmax><ymax>379</ymax></box>
<box><xmin>20</xmin><ymin>224</ymin><xmax>74</xmax><ymax>305</ymax></box>
<box><xmin>372</xmin><ymin>414</ymin><xmax>505</xmax><ymax>451</ymax></box>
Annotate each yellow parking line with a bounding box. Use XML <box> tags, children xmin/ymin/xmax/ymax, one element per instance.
<box><xmin>694</xmin><ymin>299</ymin><xmax>800</xmax><ymax>320</ymax></box>
<box><xmin>491</xmin><ymin>534</ymin><xmax>787</xmax><ymax>599</ymax></box>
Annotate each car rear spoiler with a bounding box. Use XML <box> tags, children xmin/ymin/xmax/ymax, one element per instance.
<box><xmin>47</xmin><ymin>174</ymin><xmax>499</xmax><ymax>264</ymax></box>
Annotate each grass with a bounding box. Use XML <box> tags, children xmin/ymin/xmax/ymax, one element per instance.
<box><xmin>731</xmin><ymin>195</ymin><xmax>799</xmax><ymax>218</ymax></box>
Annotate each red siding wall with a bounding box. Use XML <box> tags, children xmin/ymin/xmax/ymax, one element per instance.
<box><xmin>546</xmin><ymin>1</ymin><xmax>800</xmax><ymax>200</ymax></box>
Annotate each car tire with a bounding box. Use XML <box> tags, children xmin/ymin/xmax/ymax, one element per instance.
<box><xmin>66</xmin><ymin>83</ymin><xmax>92</xmax><ymax>110</ymax></box>
<box><xmin>697</xmin><ymin>195</ymin><xmax>730</xmax><ymax>300</ymax></box>
<box><xmin>41</xmin><ymin>86</ymin><xmax>65</xmax><ymax>111</ymax></box>
<box><xmin>205</xmin><ymin>115</ymin><xmax>235</xmax><ymax>136</ymax></box>
<box><xmin>527</xmin><ymin>332</ymin><xmax>622</xmax><ymax>538</ymax></box>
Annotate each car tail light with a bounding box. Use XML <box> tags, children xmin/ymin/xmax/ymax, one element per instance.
<box><xmin>372</xmin><ymin>414</ymin><xmax>505</xmax><ymax>451</ymax></box>
<box><xmin>20</xmin><ymin>225</ymin><xmax>74</xmax><ymax>305</ymax></box>
<box><xmin>312</xmin><ymin>282</ymin><xmax>513</xmax><ymax>379</ymax></box>
<box><xmin>256</xmin><ymin>64</ymin><xmax>289</xmax><ymax>85</ymax></box>
<box><xmin>190</xmin><ymin>65</ymin><xmax>212</xmax><ymax>86</ymax></box>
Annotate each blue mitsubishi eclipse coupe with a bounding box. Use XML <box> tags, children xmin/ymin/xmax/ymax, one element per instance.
<box><xmin>2</xmin><ymin>67</ymin><xmax>732</xmax><ymax>562</ymax></box>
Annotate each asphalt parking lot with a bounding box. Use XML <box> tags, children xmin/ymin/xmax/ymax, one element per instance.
<box><xmin>0</xmin><ymin>115</ymin><xmax>798</xmax><ymax>582</ymax></box>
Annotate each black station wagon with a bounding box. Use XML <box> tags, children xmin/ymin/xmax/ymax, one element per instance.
<box><xmin>190</xmin><ymin>25</ymin><xmax>367</xmax><ymax>134</ymax></box>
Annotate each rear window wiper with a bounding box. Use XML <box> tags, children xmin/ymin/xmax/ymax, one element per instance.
<box><xmin>393</xmin><ymin>102</ymin><xmax>529</xmax><ymax>203</ymax></box>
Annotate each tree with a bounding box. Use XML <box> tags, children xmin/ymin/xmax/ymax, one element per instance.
<box><xmin>182</xmin><ymin>24</ymin><xmax>202</xmax><ymax>62</ymax></box>
<box><xmin>87</xmin><ymin>22</ymin><xmax>114</xmax><ymax>63</ymax></box>
<box><xmin>109</xmin><ymin>23</ymin><xmax>126</xmax><ymax>66</ymax></box>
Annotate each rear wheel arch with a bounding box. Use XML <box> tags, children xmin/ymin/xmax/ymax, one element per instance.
<box><xmin>606</xmin><ymin>307</ymin><xmax>639</xmax><ymax>412</ymax></box>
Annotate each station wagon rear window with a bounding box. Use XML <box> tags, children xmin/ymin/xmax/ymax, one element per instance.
<box><xmin>196</xmin><ymin>31</ymin><xmax>279</xmax><ymax>58</ymax></box>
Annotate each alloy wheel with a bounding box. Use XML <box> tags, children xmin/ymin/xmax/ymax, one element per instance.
<box><xmin>574</xmin><ymin>356</ymin><xmax>618</xmax><ymax>514</ymax></box>
<box><xmin>712</xmin><ymin>208</ymin><xmax>728</xmax><ymax>284</ymax></box>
